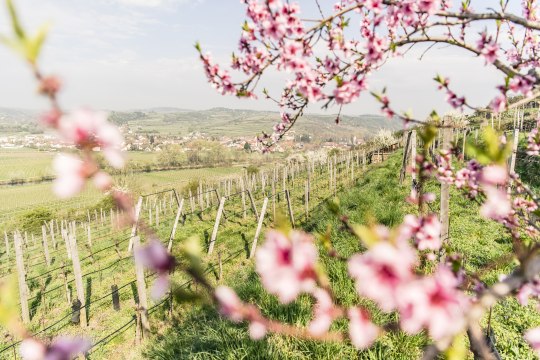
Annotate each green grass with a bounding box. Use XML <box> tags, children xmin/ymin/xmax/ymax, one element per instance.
<box><xmin>142</xmin><ymin>151</ymin><xmax>540</xmax><ymax>360</ymax></box>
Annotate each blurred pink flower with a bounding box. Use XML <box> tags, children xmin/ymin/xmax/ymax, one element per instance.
<box><xmin>398</xmin><ymin>266</ymin><xmax>468</xmax><ymax>341</ymax></box>
<box><xmin>248</xmin><ymin>321</ymin><xmax>267</xmax><ymax>339</ymax></box>
<box><xmin>348</xmin><ymin>240</ymin><xmax>416</xmax><ymax>312</ymax></box>
<box><xmin>58</xmin><ymin>109</ymin><xmax>124</xmax><ymax>168</ymax></box>
<box><xmin>347</xmin><ymin>307</ymin><xmax>379</xmax><ymax>349</ymax></box>
<box><xmin>256</xmin><ymin>230</ymin><xmax>318</xmax><ymax>304</ymax></box>
<box><xmin>401</xmin><ymin>214</ymin><xmax>442</xmax><ymax>251</ymax></box>
<box><xmin>525</xmin><ymin>327</ymin><xmax>540</xmax><ymax>355</ymax></box>
<box><xmin>52</xmin><ymin>154</ymin><xmax>86</xmax><ymax>199</ymax></box>
<box><xmin>480</xmin><ymin>186</ymin><xmax>511</xmax><ymax>220</ymax></box>
<box><xmin>135</xmin><ymin>239</ymin><xmax>176</xmax><ymax>299</ymax></box>
<box><xmin>480</xmin><ymin>165</ymin><xmax>508</xmax><ymax>186</ymax></box>
<box><xmin>308</xmin><ymin>288</ymin><xmax>336</xmax><ymax>336</ymax></box>
<box><xmin>215</xmin><ymin>286</ymin><xmax>245</xmax><ymax>322</ymax></box>
<box><xmin>20</xmin><ymin>336</ymin><xmax>90</xmax><ymax>360</ymax></box>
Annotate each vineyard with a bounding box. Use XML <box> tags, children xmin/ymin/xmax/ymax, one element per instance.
<box><xmin>0</xmin><ymin>142</ymin><xmax>393</xmax><ymax>359</ymax></box>
<box><xmin>1</xmin><ymin>109</ymin><xmax>540</xmax><ymax>359</ymax></box>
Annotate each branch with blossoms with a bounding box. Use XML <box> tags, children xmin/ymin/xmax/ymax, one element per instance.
<box><xmin>197</xmin><ymin>0</ymin><xmax>540</xmax><ymax>149</ymax></box>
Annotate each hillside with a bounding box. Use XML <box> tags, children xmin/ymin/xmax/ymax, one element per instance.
<box><xmin>143</xmin><ymin>151</ymin><xmax>540</xmax><ymax>360</ymax></box>
<box><xmin>109</xmin><ymin>108</ymin><xmax>401</xmax><ymax>141</ymax></box>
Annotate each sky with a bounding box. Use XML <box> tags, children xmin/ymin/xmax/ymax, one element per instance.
<box><xmin>0</xmin><ymin>0</ymin><xmax>510</xmax><ymax>118</ymax></box>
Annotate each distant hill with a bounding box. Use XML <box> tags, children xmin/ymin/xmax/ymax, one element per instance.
<box><xmin>112</xmin><ymin>107</ymin><xmax>402</xmax><ymax>141</ymax></box>
<box><xmin>0</xmin><ymin>107</ymin><xmax>402</xmax><ymax>140</ymax></box>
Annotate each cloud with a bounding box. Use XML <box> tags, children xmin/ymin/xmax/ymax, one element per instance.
<box><xmin>115</xmin><ymin>0</ymin><xmax>164</xmax><ymax>6</ymax></box>
<box><xmin>112</xmin><ymin>0</ymin><xmax>202</xmax><ymax>7</ymax></box>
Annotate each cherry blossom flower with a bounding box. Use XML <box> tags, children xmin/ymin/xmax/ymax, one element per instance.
<box><xmin>255</xmin><ymin>230</ymin><xmax>318</xmax><ymax>303</ymax></box>
<box><xmin>398</xmin><ymin>266</ymin><xmax>469</xmax><ymax>342</ymax></box>
<box><xmin>249</xmin><ymin>321</ymin><xmax>267</xmax><ymax>339</ymax></box>
<box><xmin>20</xmin><ymin>336</ymin><xmax>91</xmax><ymax>360</ymax></box>
<box><xmin>215</xmin><ymin>286</ymin><xmax>245</xmax><ymax>322</ymax></box>
<box><xmin>347</xmin><ymin>307</ymin><xmax>380</xmax><ymax>349</ymax></box>
<box><xmin>52</xmin><ymin>154</ymin><xmax>87</xmax><ymax>199</ymax></box>
<box><xmin>308</xmin><ymin>288</ymin><xmax>337</xmax><ymax>336</ymax></box>
<box><xmin>402</xmin><ymin>214</ymin><xmax>442</xmax><ymax>251</ymax></box>
<box><xmin>480</xmin><ymin>165</ymin><xmax>508</xmax><ymax>186</ymax></box>
<box><xmin>527</xmin><ymin>122</ymin><xmax>540</xmax><ymax>156</ymax></box>
<box><xmin>348</xmin><ymin>239</ymin><xmax>416</xmax><ymax>312</ymax></box>
<box><xmin>333</xmin><ymin>81</ymin><xmax>364</xmax><ymax>104</ymax></box>
<box><xmin>418</xmin><ymin>0</ymin><xmax>441</xmax><ymax>15</ymax></box>
<box><xmin>58</xmin><ymin>109</ymin><xmax>125</xmax><ymax>168</ymax></box>
<box><xmin>480</xmin><ymin>186</ymin><xmax>512</xmax><ymax>220</ymax></box>
<box><xmin>525</xmin><ymin>327</ymin><xmax>540</xmax><ymax>355</ymax></box>
<box><xmin>38</xmin><ymin>76</ymin><xmax>62</xmax><ymax>96</ymax></box>
<box><xmin>510</xmin><ymin>75</ymin><xmax>535</xmax><ymax>97</ymax></box>
<box><xmin>40</xmin><ymin>109</ymin><xmax>62</xmax><ymax>128</ymax></box>
<box><xmin>477</xmin><ymin>32</ymin><xmax>499</xmax><ymax>64</ymax></box>
<box><xmin>135</xmin><ymin>239</ymin><xmax>176</xmax><ymax>299</ymax></box>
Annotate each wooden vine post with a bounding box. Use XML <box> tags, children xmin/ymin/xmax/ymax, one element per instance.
<box><xmin>399</xmin><ymin>131</ymin><xmax>412</xmax><ymax>184</ymax></box>
<box><xmin>14</xmin><ymin>232</ymin><xmax>30</xmax><ymax>324</ymax></box>
<box><xmin>509</xmin><ymin>128</ymin><xmax>520</xmax><ymax>175</ymax></box>
<box><xmin>440</xmin><ymin>123</ymin><xmax>452</xmax><ymax>246</ymax></box>
<box><xmin>411</xmin><ymin>129</ymin><xmax>417</xmax><ymax>183</ymax></box>
<box><xmin>41</xmin><ymin>225</ymin><xmax>51</xmax><ymax>267</ymax></box>
<box><xmin>69</xmin><ymin>230</ymin><xmax>87</xmax><ymax>327</ymax></box>
<box><xmin>250</xmin><ymin>197</ymin><xmax>269</xmax><ymax>259</ymax></box>
<box><xmin>128</xmin><ymin>197</ymin><xmax>143</xmax><ymax>252</ymax></box>
<box><xmin>246</xmin><ymin>189</ymin><xmax>258</xmax><ymax>220</ymax></box>
<box><xmin>208</xmin><ymin>197</ymin><xmax>226</xmax><ymax>255</ymax></box>
<box><xmin>132</xmin><ymin>235</ymin><xmax>150</xmax><ymax>338</ymax></box>
<box><xmin>285</xmin><ymin>189</ymin><xmax>295</xmax><ymax>228</ymax></box>
<box><xmin>167</xmin><ymin>198</ymin><xmax>184</xmax><ymax>252</ymax></box>
<box><xmin>4</xmin><ymin>231</ymin><xmax>9</xmax><ymax>258</ymax></box>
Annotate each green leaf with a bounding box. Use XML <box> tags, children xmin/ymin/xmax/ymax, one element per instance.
<box><xmin>419</xmin><ymin>124</ymin><xmax>437</xmax><ymax>148</ymax></box>
<box><xmin>0</xmin><ymin>276</ymin><xmax>19</xmax><ymax>328</ymax></box>
<box><xmin>25</xmin><ymin>22</ymin><xmax>49</xmax><ymax>64</ymax></box>
<box><xmin>445</xmin><ymin>333</ymin><xmax>467</xmax><ymax>360</ymax></box>
<box><xmin>6</xmin><ymin>0</ymin><xmax>25</xmax><ymax>40</ymax></box>
<box><xmin>350</xmin><ymin>224</ymin><xmax>379</xmax><ymax>248</ymax></box>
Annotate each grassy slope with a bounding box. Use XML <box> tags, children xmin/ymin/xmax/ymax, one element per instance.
<box><xmin>143</xmin><ymin>151</ymin><xmax>540</xmax><ymax>360</ymax></box>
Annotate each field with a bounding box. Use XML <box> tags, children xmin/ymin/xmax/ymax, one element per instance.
<box><xmin>142</xmin><ymin>151</ymin><xmax>540</xmax><ymax>360</ymax></box>
<box><xmin>0</xmin><ymin>147</ymin><xmax>368</xmax><ymax>359</ymax></box>
<box><xmin>0</xmin><ymin>130</ymin><xmax>539</xmax><ymax>359</ymax></box>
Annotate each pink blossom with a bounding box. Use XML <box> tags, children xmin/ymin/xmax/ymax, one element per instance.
<box><xmin>477</xmin><ymin>32</ymin><xmax>499</xmax><ymax>64</ymax></box>
<box><xmin>418</xmin><ymin>0</ymin><xmax>440</xmax><ymax>15</ymax></box>
<box><xmin>480</xmin><ymin>186</ymin><xmax>511</xmax><ymax>220</ymax></box>
<box><xmin>135</xmin><ymin>239</ymin><xmax>176</xmax><ymax>299</ymax></box>
<box><xmin>40</xmin><ymin>109</ymin><xmax>62</xmax><ymax>128</ymax></box>
<box><xmin>308</xmin><ymin>288</ymin><xmax>336</xmax><ymax>336</ymax></box>
<box><xmin>20</xmin><ymin>337</ymin><xmax>91</xmax><ymax>360</ymax></box>
<box><xmin>402</xmin><ymin>214</ymin><xmax>442</xmax><ymax>251</ymax></box>
<box><xmin>510</xmin><ymin>75</ymin><xmax>535</xmax><ymax>97</ymax></box>
<box><xmin>525</xmin><ymin>327</ymin><xmax>540</xmax><ymax>355</ymax></box>
<box><xmin>347</xmin><ymin>307</ymin><xmax>379</xmax><ymax>349</ymax></box>
<box><xmin>52</xmin><ymin>154</ymin><xmax>87</xmax><ymax>199</ymax></box>
<box><xmin>93</xmin><ymin>171</ymin><xmax>113</xmax><ymax>192</ymax></box>
<box><xmin>38</xmin><ymin>75</ymin><xmax>62</xmax><ymax>96</ymax></box>
<box><xmin>527</xmin><ymin>122</ymin><xmax>540</xmax><ymax>156</ymax></box>
<box><xmin>348</xmin><ymin>240</ymin><xmax>416</xmax><ymax>312</ymax></box>
<box><xmin>333</xmin><ymin>81</ymin><xmax>363</xmax><ymax>104</ymax></box>
<box><xmin>58</xmin><ymin>109</ymin><xmax>125</xmax><ymax>168</ymax></box>
<box><xmin>490</xmin><ymin>93</ymin><xmax>507</xmax><ymax>113</ymax></box>
<box><xmin>249</xmin><ymin>321</ymin><xmax>267</xmax><ymax>339</ymax></box>
<box><xmin>215</xmin><ymin>286</ymin><xmax>245</xmax><ymax>322</ymax></box>
<box><xmin>480</xmin><ymin>165</ymin><xmax>508</xmax><ymax>186</ymax></box>
<box><xmin>255</xmin><ymin>230</ymin><xmax>318</xmax><ymax>303</ymax></box>
<box><xmin>398</xmin><ymin>266</ymin><xmax>468</xmax><ymax>341</ymax></box>
<box><xmin>365</xmin><ymin>34</ymin><xmax>387</xmax><ymax>65</ymax></box>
